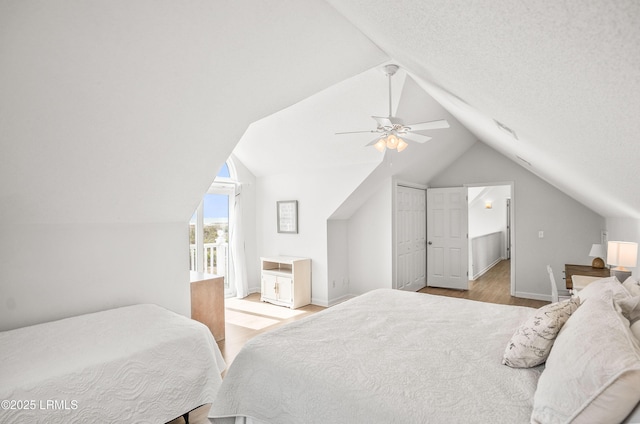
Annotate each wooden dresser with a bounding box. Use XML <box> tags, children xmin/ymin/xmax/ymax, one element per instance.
<box><xmin>190</xmin><ymin>271</ymin><xmax>225</xmax><ymax>341</ymax></box>
<box><xmin>564</xmin><ymin>264</ymin><xmax>610</xmax><ymax>289</ymax></box>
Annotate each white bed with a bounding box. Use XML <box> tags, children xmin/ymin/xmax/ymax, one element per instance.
<box><xmin>0</xmin><ymin>303</ymin><xmax>226</xmax><ymax>424</ymax></box>
<box><xmin>210</xmin><ymin>289</ymin><xmax>544</xmax><ymax>424</ymax></box>
<box><xmin>211</xmin><ymin>281</ymin><xmax>640</xmax><ymax>424</ymax></box>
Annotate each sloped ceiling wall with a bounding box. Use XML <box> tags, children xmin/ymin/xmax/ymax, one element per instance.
<box><xmin>327</xmin><ymin>0</ymin><xmax>640</xmax><ymax>219</ymax></box>
<box><xmin>0</xmin><ymin>0</ymin><xmax>388</xmax><ymax>329</ymax></box>
<box><xmin>0</xmin><ymin>0</ymin><xmax>387</xmax><ymax>226</ymax></box>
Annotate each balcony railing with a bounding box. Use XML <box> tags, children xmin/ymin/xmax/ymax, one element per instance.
<box><xmin>190</xmin><ymin>242</ymin><xmax>228</xmax><ymax>286</ymax></box>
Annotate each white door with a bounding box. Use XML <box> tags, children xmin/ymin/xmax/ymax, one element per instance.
<box><xmin>427</xmin><ymin>187</ymin><xmax>469</xmax><ymax>290</ymax></box>
<box><xmin>396</xmin><ymin>186</ymin><xmax>426</xmax><ymax>291</ymax></box>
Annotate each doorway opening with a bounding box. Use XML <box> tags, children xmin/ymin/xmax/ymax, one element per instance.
<box><xmin>190</xmin><ymin>160</ymin><xmax>241</xmax><ymax>297</ymax></box>
<box><xmin>467</xmin><ymin>183</ymin><xmax>513</xmax><ymax>296</ymax></box>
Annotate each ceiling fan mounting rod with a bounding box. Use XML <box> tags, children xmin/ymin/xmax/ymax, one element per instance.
<box><xmin>383</xmin><ymin>64</ymin><xmax>398</xmax><ymax>118</ymax></box>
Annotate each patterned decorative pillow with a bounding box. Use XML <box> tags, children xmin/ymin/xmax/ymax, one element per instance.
<box><xmin>502</xmin><ymin>297</ymin><xmax>580</xmax><ymax>368</ymax></box>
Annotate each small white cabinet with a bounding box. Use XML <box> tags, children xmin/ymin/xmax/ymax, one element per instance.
<box><xmin>260</xmin><ymin>256</ymin><xmax>311</xmax><ymax>309</ymax></box>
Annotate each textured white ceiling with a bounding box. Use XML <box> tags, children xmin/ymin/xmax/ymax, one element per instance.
<box><xmin>326</xmin><ymin>0</ymin><xmax>640</xmax><ymax>218</ymax></box>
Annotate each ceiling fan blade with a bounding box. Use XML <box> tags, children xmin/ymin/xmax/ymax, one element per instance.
<box><xmin>335</xmin><ymin>130</ymin><xmax>375</xmax><ymax>135</ymax></box>
<box><xmin>406</xmin><ymin>119</ymin><xmax>450</xmax><ymax>131</ymax></box>
<box><xmin>371</xmin><ymin>116</ymin><xmax>394</xmax><ymax>128</ymax></box>
<box><xmin>402</xmin><ymin>132</ymin><xmax>432</xmax><ymax>144</ymax></box>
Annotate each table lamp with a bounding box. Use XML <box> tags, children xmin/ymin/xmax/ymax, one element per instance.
<box><xmin>607</xmin><ymin>241</ymin><xmax>638</xmax><ymax>282</ymax></box>
<box><xmin>589</xmin><ymin>243</ymin><xmax>605</xmax><ymax>268</ymax></box>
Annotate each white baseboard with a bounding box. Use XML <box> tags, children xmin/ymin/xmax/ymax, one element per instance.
<box><xmin>472</xmin><ymin>257</ymin><xmax>503</xmax><ymax>280</ymax></box>
<box><xmin>328</xmin><ymin>294</ymin><xmax>356</xmax><ymax>307</ymax></box>
<box><xmin>514</xmin><ymin>291</ymin><xmax>551</xmax><ymax>302</ymax></box>
<box><xmin>312</xmin><ymin>294</ymin><xmax>357</xmax><ymax>308</ymax></box>
<box><xmin>311</xmin><ymin>297</ymin><xmax>329</xmax><ymax>307</ymax></box>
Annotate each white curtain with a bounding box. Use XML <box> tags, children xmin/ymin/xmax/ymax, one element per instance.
<box><xmin>230</xmin><ymin>185</ymin><xmax>249</xmax><ymax>298</ymax></box>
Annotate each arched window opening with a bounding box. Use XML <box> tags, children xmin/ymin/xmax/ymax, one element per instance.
<box><xmin>189</xmin><ymin>159</ymin><xmax>239</xmax><ymax>296</ymax></box>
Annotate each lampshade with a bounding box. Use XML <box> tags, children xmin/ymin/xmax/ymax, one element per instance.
<box><xmin>607</xmin><ymin>241</ymin><xmax>638</xmax><ymax>270</ymax></box>
<box><xmin>589</xmin><ymin>243</ymin><xmax>606</xmax><ymax>268</ymax></box>
<box><xmin>589</xmin><ymin>243</ymin><xmax>605</xmax><ymax>258</ymax></box>
<box><xmin>374</xmin><ymin>138</ymin><xmax>386</xmax><ymax>152</ymax></box>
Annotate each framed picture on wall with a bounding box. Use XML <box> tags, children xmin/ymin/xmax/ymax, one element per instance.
<box><xmin>277</xmin><ymin>200</ymin><xmax>298</xmax><ymax>234</ymax></box>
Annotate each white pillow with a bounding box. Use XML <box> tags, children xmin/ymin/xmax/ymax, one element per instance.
<box><xmin>502</xmin><ymin>298</ymin><xmax>580</xmax><ymax>368</ymax></box>
<box><xmin>531</xmin><ymin>297</ymin><xmax>640</xmax><ymax>424</ymax></box>
<box><xmin>633</xmin><ymin>320</ymin><xmax>640</xmax><ymax>342</ymax></box>
<box><xmin>623</xmin><ymin>276</ymin><xmax>640</xmax><ymax>297</ymax></box>
<box><xmin>578</xmin><ymin>276</ymin><xmax>630</xmax><ymax>304</ymax></box>
<box><xmin>617</xmin><ymin>296</ymin><xmax>640</xmax><ymax>325</ymax></box>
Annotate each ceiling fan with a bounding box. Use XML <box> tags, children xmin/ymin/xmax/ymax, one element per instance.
<box><xmin>336</xmin><ymin>64</ymin><xmax>449</xmax><ymax>152</ymax></box>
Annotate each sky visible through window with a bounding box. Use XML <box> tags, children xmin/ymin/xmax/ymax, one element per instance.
<box><xmin>190</xmin><ymin>163</ymin><xmax>231</xmax><ymax>224</ymax></box>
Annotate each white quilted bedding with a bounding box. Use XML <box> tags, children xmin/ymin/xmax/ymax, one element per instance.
<box><xmin>0</xmin><ymin>304</ymin><xmax>226</xmax><ymax>424</ymax></box>
<box><xmin>210</xmin><ymin>289</ymin><xmax>542</xmax><ymax>424</ymax></box>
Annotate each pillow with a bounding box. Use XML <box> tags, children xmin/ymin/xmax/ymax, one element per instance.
<box><xmin>623</xmin><ymin>276</ymin><xmax>640</xmax><ymax>297</ymax></box>
<box><xmin>577</xmin><ymin>276</ymin><xmax>630</xmax><ymax>304</ymax></box>
<box><xmin>619</xmin><ymin>296</ymin><xmax>640</xmax><ymax>325</ymax></box>
<box><xmin>502</xmin><ymin>297</ymin><xmax>580</xmax><ymax>368</ymax></box>
<box><xmin>531</xmin><ymin>297</ymin><xmax>640</xmax><ymax>424</ymax></box>
<box><xmin>633</xmin><ymin>320</ymin><xmax>640</xmax><ymax>342</ymax></box>
<box><xmin>622</xmin><ymin>401</ymin><xmax>640</xmax><ymax>424</ymax></box>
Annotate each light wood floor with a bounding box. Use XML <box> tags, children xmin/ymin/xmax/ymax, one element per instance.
<box><xmin>168</xmin><ymin>259</ymin><xmax>546</xmax><ymax>424</ymax></box>
<box><xmin>420</xmin><ymin>259</ymin><xmax>549</xmax><ymax>309</ymax></box>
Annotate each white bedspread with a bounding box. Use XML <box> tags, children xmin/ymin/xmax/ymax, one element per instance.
<box><xmin>210</xmin><ymin>289</ymin><xmax>542</xmax><ymax>424</ymax></box>
<box><xmin>0</xmin><ymin>304</ymin><xmax>226</xmax><ymax>424</ymax></box>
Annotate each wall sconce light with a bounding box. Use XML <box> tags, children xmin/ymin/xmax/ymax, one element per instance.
<box><xmin>607</xmin><ymin>241</ymin><xmax>638</xmax><ymax>282</ymax></box>
<box><xmin>484</xmin><ymin>201</ymin><xmax>492</xmax><ymax>209</ymax></box>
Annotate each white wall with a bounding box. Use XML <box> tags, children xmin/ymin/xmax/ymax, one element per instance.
<box><xmin>606</xmin><ymin>218</ymin><xmax>640</xmax><ymax>277</ymax></box>
<box><xmin>0</xmin><ymin>1</ymin><xmax>386</xmax><ymax>330</ymax></box>
<box><xmin>468</xmin><ymin>186</ymin><xmax>510</xmax><ymax>239</ymax></box>
<box><xmin>429</xmin><ymin>142</ymin><xmax>605</xmax><ymax>300</ymax></box>
<box><xmin>0</xmin><ymin>223</ymin><xmax>189</xmax><ymax>330</ymax></box>
<box><xmin>347</xmin><ymin>179</ymin><xmax>393</xmax><ymax>295</ymax></box>
<box><xmin>327</xmin><ymin>220</ymin><xmax>350</xmax><ymax>304</ymax></box>
<box><xmin>256</xmin><ymin>165</ymin><xmax>373</xmax><ymax>306</ymax></box>
<box><xmin>0</xmin><ymin>1</ymin><xmax>226</xmax><ymax>331</ymax></box>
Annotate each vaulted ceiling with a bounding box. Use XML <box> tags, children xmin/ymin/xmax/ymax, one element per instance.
<box><xmin>2</xmin><ymin>1</ymin><xmax>639</xmax><ymax>228</ymax></box>
<box><xmin>235</xmin><ymin>0</ymin><xmax>640</xmax><ymax>220</ymax></box>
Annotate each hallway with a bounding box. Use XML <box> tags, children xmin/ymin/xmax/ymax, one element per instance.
<box><xmin>419</xmin><ymin>260</ymin><xmax>548</xmax><ymax>308</ymax></box>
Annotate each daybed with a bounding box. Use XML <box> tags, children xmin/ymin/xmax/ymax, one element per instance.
<box><xmin>0</xmin><ymin>304</ymin><xmax>226</xmax><ymax>424</ymax></box>
<box><xmin>210</xmin><ymin>285</ymin><xmax>640</xmax><ymax>424</ymax></box>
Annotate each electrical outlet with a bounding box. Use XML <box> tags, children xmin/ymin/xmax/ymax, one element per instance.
<box><xmin>332</xmin><ymin>280</ymin><xmax>336</xmax><ymax>288</ymax></box>
<box><xmin>538</xmin><ymin>231</ymin><xmax>544</xmax><ymax>238</ymax></box>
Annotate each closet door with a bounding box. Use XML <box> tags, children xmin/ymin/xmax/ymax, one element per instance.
<box><xmin>396</xmin><ymin>186</ymin><xmax>426</xmax><ymax>292</ymax></box>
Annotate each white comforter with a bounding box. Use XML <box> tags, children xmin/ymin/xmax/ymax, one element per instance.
<box><xmin>0</xmin><ymin>304</ymin><xmax>226</xmax><ymax>424</ymax></box>
<box><xmin>211</xmin><ymin>289</ymin><xmax>542</xmax><ymax>424</ymax></box>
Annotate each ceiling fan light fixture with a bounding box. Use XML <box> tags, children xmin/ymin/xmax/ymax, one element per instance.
<box><xmin>397</xmin><ymin>138</ymin><xmax>408</xmax><ymax>152</ymax></box>
<box><xmin>374</xmin><ymin>138</ymin><xmax>387</xmax><ymax>152</ymax></box>
<box><xmin>386</xmin><ymin>134</ymin><xmax>399</xmax><ymax>149</ymax></box>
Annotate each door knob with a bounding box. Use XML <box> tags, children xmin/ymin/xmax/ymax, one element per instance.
<box><xmin>428</xmin><ymin>241</ymin><xmax>433</xmax><ymax>245</ymax></box>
